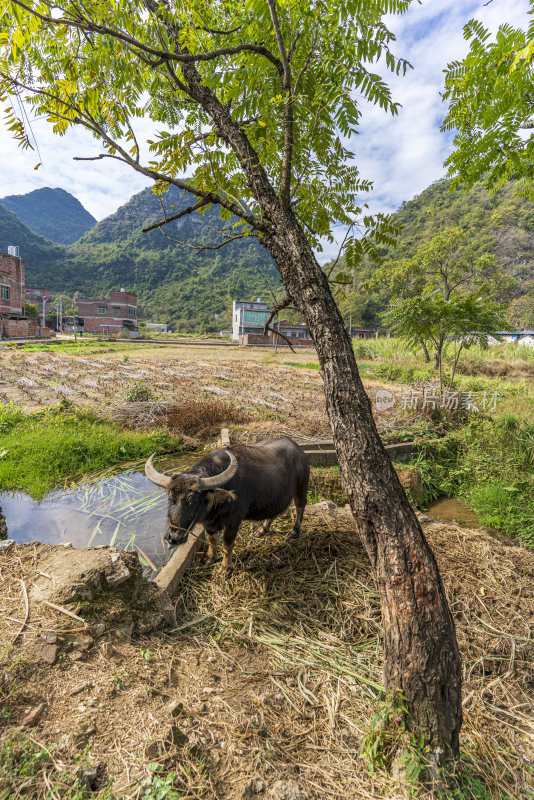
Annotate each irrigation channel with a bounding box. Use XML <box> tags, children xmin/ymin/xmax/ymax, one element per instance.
<box><xmin>0</xmin><ymin>451</ymin><xmax>201</xmax><ymax>576</ymax></box>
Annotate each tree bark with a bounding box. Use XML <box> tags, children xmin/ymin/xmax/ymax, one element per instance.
<box><xmin>264</xmin><ymin>210</ymin><xmax>462</xmax><ymax>759</ymax></box>
<box><xmin>420</xmin><ymin>338</ymin><xmax>431</xmax><ymax>363</ymax></box>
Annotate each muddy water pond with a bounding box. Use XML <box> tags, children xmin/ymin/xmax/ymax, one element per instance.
<box><xmin>425</xmin><ymin>497</ymin><xmax>482</xmax><ymax>528</ymax></box>
<box><xmin>0</xmin><ymin>452</ymin><xmax>201</xmax><ymax>575</ymax></box>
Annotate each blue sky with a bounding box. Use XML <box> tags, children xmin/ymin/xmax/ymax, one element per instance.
<box><xmin>0</xmin><ymin>0</ymin><xmax>531</xmax><ymax>262</ymax></box>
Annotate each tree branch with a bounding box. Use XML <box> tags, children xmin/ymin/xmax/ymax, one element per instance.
<box><xmin>267</xmin><ymin>0</ymin><xmax>293</xmax><ymax>207</ymax></box>
<box><xmin>9</xmin><ymin>0</ymin><xmax>283</xmax><ymax>72</ymax></box>
<box><xmin>0</xmin><ymin>73</ymin><xmax>271</xmax><ymax>232</ymax></box>
<box><xmin>156</xmin><ymin>228</ymin><xmax>252</xmax><ymax>251</ymax></box>
<box><xmin>141</xmin><ymin>0</ymin><xmax>283</xmax><ymax>222</ymax></box>
<box><xmin>263</xmin><ymin>294</ymin><xmax>291</xmax><ymax>334</ymax></box>
<box><xmin>293</xmin><ymin>23</ymin><xmax>319</xmax><ymax>96</ymax></box>
<box><xmin>265</xmin><ymin>325</ymin><xmax>296</xmax><ymax>352</ymax></box>
<box><xmin>142</xmin><ymin>198</ymin><xmax>210</xmax><ymax>232</ymax></box>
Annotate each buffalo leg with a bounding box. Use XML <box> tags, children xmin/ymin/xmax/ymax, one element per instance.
<box><xmin>289</xmin><ymin>476</ymin><xmax>308</xmax><ymax>538</ymax></box>
<box><xmin>289</xmin><ymin>506</ymin><xmax>305</xmax><ymax>539</ymax></box>
<box><xmin>219</xmin><ymin>525</ymin><xmax>239</xmax><ymax>577</ymax></box>
<box><xmin>254</xmin><ymin>518</ymin><xmax>274</xmax><ymax>536</ymax></box>
<box><xmin>206</xmin><ymin>532</ymin><xmax>219</xmax><ymax>564</ymax></box>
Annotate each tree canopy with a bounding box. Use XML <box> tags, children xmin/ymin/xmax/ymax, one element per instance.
<box><xmin>442</xmin><ymin>6</ymin><xmax>534</xmax><ymax>199</ymax></box>
<box><xmin>373</xmin><ymin>227</ymin><xmax>510</xmax><ymax>384</ymax></box>
<box><xmin>0</xmin><ymin>0</ymin><xmax>408</xmax><ymax>263</ymax></box>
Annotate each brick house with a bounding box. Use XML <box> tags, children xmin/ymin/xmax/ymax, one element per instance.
<box><xmin>0</xmin><ymin>252</ymin><xmax>50</xmax><ymax>339</ymax></box>
<box><xmin>0</xmin><ymin>252</ymin><xmax>24</xmax><ymax>316</ymax></box>
<box><xmin>77</xmin><ymin>290</ymin><xmax>139</xmax><ymax>335</ymax></box>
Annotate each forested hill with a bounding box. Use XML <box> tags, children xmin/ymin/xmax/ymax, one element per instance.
<box><xmin>67</xmin><ymin>185</ymin><xmax>280</xmax><ymax>329</ymax></box>
<box><xmin>0</xmin><ymin>203</ymin><xmax>74</xmax><ymax>287</ymax></box>
<box><xmin>337</xmin><ymin>178</ymin><xmax>534</xmax><ymax>327</ymax></box>
<box><xmin>0</xmin><ymin>187</ymin><xmax>96</xmax><ymax>245</ymax></box>
<box><xmin>8</xmin><ymin>177</ymin><xmax>532</xmax><ymax>332</ymax></box>
<box><xmin>385</xmin><ymin>178</ymin><xmax>534</xmax><ymax>281</ymax></box>
<box><xmin>1</xmin><ymin>184</ymin><xmax>280</xmax><ymax>330</ymax></box>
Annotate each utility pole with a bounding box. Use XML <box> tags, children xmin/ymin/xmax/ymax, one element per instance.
<box><xmin>59</xmin><ymin>298</ymin><xmax>63</xmax><ymax>332</ymax></box>
<box><xmin>42</xmin><ymin>297</ymin><xmax>47</xmax><ymax>331</ymax></box>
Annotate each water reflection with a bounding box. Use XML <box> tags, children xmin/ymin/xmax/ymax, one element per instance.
<box><xmin>0</xmin><ymin>452</ymin><xmax>201</xmax><ymax>575</ymax></box>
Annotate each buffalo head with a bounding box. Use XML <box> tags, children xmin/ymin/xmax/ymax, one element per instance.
<box><xmin>145</xmin><ymin>451</ymin><xmax>238</xmax><ymax>545</ymax></box>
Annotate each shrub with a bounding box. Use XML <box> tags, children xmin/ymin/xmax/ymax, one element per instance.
<box><xmin>166</xmin><ymin>399</ymin><xmax>247</xmax><ymax>436</ymax></box>
<box><xmin>123</xmin><ymin>380</ymin><xmax>153</xmax><ymax>402</ymax></box>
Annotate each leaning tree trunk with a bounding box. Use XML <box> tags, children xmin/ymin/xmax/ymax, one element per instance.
<box><xmin>264</xmin><ymin>211</ymin><xmax>462</xmax><ymax>760</ymax></box>
<box><xmin>172</xmin><ymin>48</ymin><xmax>461</xmax><ymax>762</ymax></box>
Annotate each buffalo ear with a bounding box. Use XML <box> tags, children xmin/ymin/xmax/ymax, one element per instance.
<box><xmin>209</xmin><ymin>489</ymin><xmax>236</xmax><ymax>505</ymax></box>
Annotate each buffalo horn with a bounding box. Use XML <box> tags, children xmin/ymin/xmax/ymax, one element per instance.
<box><xmin>145</xmin><ymin>453</ymin><xmax>173</xmax><ymax>489</ymax></box>
<box><xmin>198</xmin><ymin>451</ymin><xmax>238</xmax><ymax>489</ymax></box>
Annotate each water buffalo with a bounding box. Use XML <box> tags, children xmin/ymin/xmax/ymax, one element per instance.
<box><xmin>145</xmin><ymin>437</ymin><xmax>309</xmax><ymax>575</ymax></box>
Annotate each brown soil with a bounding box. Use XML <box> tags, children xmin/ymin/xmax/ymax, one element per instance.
<box><xmin>1</xmin><ymin>512</ymin><xmax>533</xmax><ymax>800</ymax></box>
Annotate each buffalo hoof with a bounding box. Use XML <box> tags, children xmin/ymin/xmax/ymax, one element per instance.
<box><xmin>286</xmin><ymin>528</ymin><xmax>302</xmax><ymax>540</ymax></box>
<box><xmin>254</xmin><ymin>525</ymin><xmax>269</xmax><ymax>536</ymax></box>
<box><xmin>216</xmin><ymin>564</ymin><xmax>233</xmax><ymax>580</ymax></box>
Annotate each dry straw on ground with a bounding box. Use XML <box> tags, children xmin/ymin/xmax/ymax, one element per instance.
<box><xmin>1</xmin><ymin>512</ymin><xmax>533</xmax><ymax>799</ymax></box>
<box><xmin>109</xmin><ymin>399</ymin><xmax>248</xmax><ymax>437</ymax></box>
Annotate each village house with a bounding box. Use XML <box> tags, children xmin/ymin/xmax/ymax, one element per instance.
<box><xmin>490</xmin><ymin>330</ymin><xmax>534</xmax><ymax>348</ymax></box>
<box><xmin>232</xmin><ymin>299</ymin><xmax>315</xmax><ymax>346</ymax></box>
<box><xmin>0</xmin><ymin>250</ymin><xmax>50</xmax><ymax>339</ymax></box>
<box><xmin>347</xmin><ymin>325</ymin><xmax>379</xmax><ymax>340</ymax></box>
<box><xmin>232</xmin><ymin>298</ymin><xmax>377</xmax><ymax>346</ymax></box>
<box><xmin>76</xmin><ymin>289</ymin><xmax>139</xmax><ymax>336</ymax></box>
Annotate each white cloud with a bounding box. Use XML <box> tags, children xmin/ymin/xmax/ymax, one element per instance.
<box><xmin>0</xmin><ymin>112</ymin><xmax>153</xmax><ymax>219</ymax></box>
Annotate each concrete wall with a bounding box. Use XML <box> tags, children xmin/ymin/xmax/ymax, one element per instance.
<box><xmin>242</xmin><ymin>332</ymin><xmax>314</xmax><ymax>347</ymax></box>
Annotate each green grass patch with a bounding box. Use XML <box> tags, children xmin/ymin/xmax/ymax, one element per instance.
<box><xmin>0</xmin><ymin>733</ymin><xmax>115</xmax><ymax>799</ymax></box>
<box><xmin>0</xmin><ymin>339</ymin><xmax>142</xmax><ymax>355</ymax></box>
<box><xmin>283</xmin><ymin>360</ymin><xmax>320</xmax><ymax>370</ymax></box>
<box><xmin>371</xmin><ymin>362</ymin><xmax>436</xmax><ymax>383</ymax></box>
<box><xmin>0</xmin><ymin>403</ymin><xmax>181</xmax><ymax>499</ymax></box>
<box><xmin>469</xmin><ymin>483</ymin><xmax>534</xmax><ymax>541</ymax></box>
<box><xmin>410</xmin><ymin>414</ymin><xmax>534</xmax><ymax>546</ymax></box>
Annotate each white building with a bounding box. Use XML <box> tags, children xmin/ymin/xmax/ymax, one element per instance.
<box><xmin>232</xmin><ymin>299</ymin><xmax>270</xmax><ymax>341</ymax></box>
<box><xmin>490</xmin><ymin>331</ymin><xmax>534</xmax><ymax>348</ymax></box>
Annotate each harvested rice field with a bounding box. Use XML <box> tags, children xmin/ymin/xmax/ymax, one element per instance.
<box><xmin>1</xmin><ymin>341</ymin><xmax>533</xmax><ymax>799</ymax></box>
<box><xmin>0</xmin><ymin>342</ymin><xmax>412</xmax><ymax>440</ymax></box>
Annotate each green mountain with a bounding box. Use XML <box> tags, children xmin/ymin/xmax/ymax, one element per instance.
<box><xmin>338</xmin><ymin>178</ymin><xmax>534</xmax><ymax>327</ymax></box>
<box><xmin>9</xmin><ymin>176</ymin><xmax>532</xmax><ymax>334</ymax></box>
<box><xmin>0</xmin><ymin>187</ymin><xmax>96</xmax><ymax>245</ymax></box>
<box><xmin>67</xmin><ymin>185</ymin><xmax>280</xmax><ymax>329</ymax></box>
<box><xmin>390</xmin><ymin>178</ymin><xmax>534</xmax><ymax>281</ymax></box>
<box><xmin>0</xmin><ymin>203</ymin><xmax>74</xmax><ymax>288</ymax></box>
